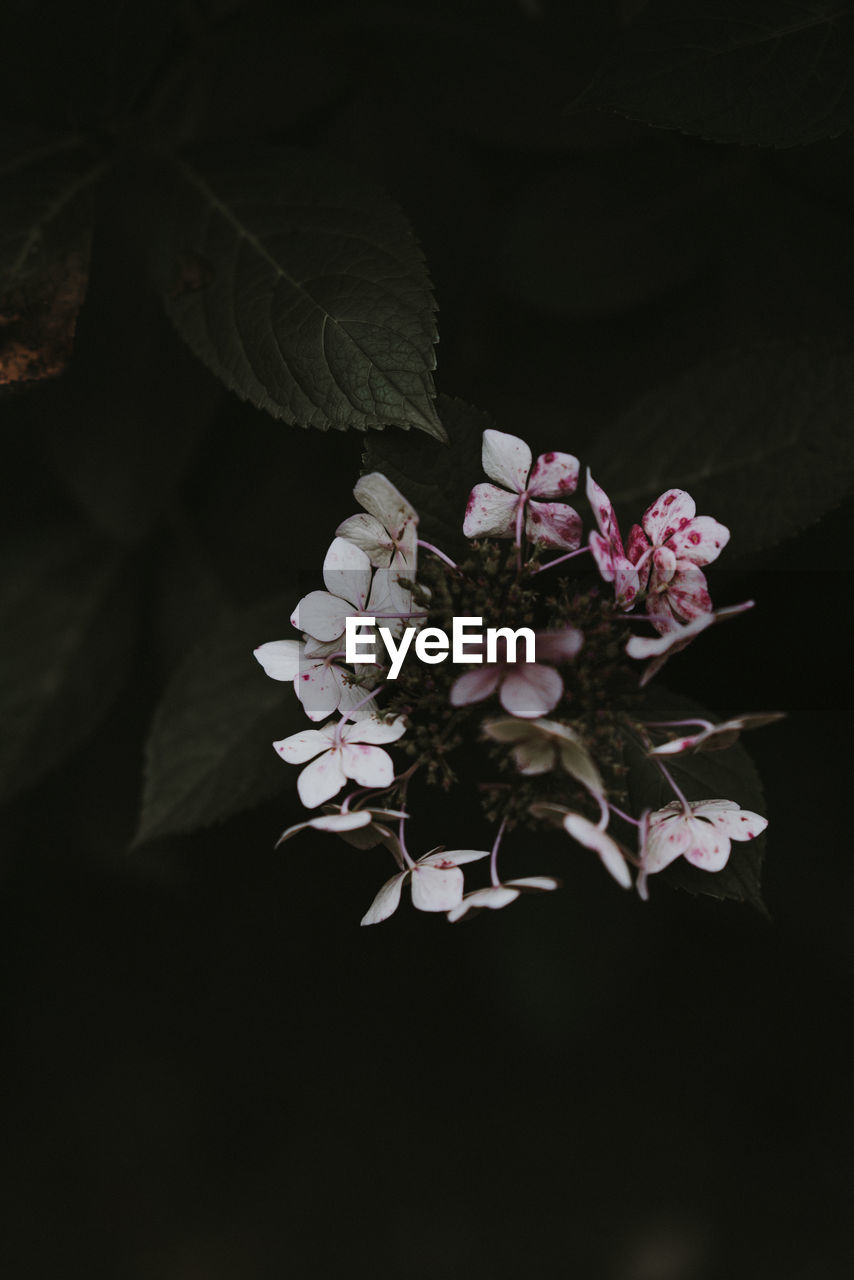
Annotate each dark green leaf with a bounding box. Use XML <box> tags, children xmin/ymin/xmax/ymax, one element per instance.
<box><xmin>0</xmin><ymin>520</ymin><xmax>137</xmax><ymax>802</ymax></box>
<box><xmin>0</xmin><ymin>130</ymin><xmax>102</xmax><ymax>385</ymax></box>
<box><xmin>148</xmin><ymin>143</ymin><xmax>443</xmax><ymax>438</ymax></box>
<box><xmin>587</xmin><ymin>340</ymin><xmax>854</xmax><ymax>556</ymax></box>
<box><xmin>135</xmin><ymin>597</ymin><xmax>302</xmax><ymax>846</ymax></box>
<box><xmin>362</xmin><ymin>395</ymin><xmax>491</xmax><ymax>557</ymax></box>
<box><xmin>582</xmin><ymin>0</ymin><xmax>854</xmax><ymax>148</ymax></box>
<box><xmin>625</xmin><ymin>688</ymin><xmax>768</xmax><ymax>911</ymax></box>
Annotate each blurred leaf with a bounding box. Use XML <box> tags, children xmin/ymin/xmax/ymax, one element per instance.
<box><xmin>587</xmin><ymin>340</ymin><xmax>854</xmax><ymax>556</ymax></box>
<box><xmin>135</xmin><ymin>597</ymin><xmax>302</xmax><ymax>846</ymax></box>
<box><xmin>362</xmin><ymin>395</ymin><xmax>491</xmax><ymax>557</ymax></box>
<box><xmin>0</xmin><ymin>519</ymin><xmax>137</xmax><ymax>802</ymax></box>
<box><xmin>583</xmin><ymin>0</ymin><xmax>854</xmax><ymax>147</ymax></box>
<box><xmin>0</xmin><ymin>130</ymin><xmax>103</xmax><ymax>386</ymax></box>
<box><xmin>148</xmin><ymin>143</ymin><xmax>443</xmax><ymax>438</ymax></box>
<box><xmin>626</xmin><ymin>688</ymin><xmax>768</xmax><ymax>911</ymax></box>
<box><xmin>31</xmin><ymin>170</ymin><xmax>223</xmax><ymax>542</ymax></box>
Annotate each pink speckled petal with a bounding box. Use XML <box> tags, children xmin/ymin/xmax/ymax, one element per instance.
<box><xmin>682</xmin><ymin>817</ymin><xmax>731</xmax><ymax>871</ymax></box>
<box><xmin>625</xmin><ymin>523</ymin><xmax>649</xmax><ymax>567</ymax></box>
<box><xmin>254</xmin><ymin>639</ymin><xmax>303</xmax><ymax>682</ymax></box>
<box><xmin>499</xmin><ymin>665</ymin><xmax>563</xmax><ymax>718</ymax></box>
<box><xmin>642</xmin><ymin>490</ymin><xmax>696</xmax><ymax>545</ymax></box>
<box><xmin>668</xmin><ymin>516</ymin><xmax>730</xmax><ymax>566</ymax></box>
<box><xmin>664</xmin><ymin>567</ymin><xmax>713</xmax><ymax>622</ymax></box>
<box><xmin>463</xmin><ymin>483</ymin><xmax>519</xmax><ymax>539</ymax></box>
<box><xmin>450</xmin><ymin>667</ymin><xmax>501</xmax><ymax>707</ymax></box>
<box><xmin>340</xmin><ymin>743</ymin><xmax>395</xmax><ymax>789</ymax></box>
<box><xmin>643</xmin><ymin>815</ymin><xmax>693</xmax><ymax>874</ymax></box>
<box><xmin>613</xmin><ymin>560</ymin><xmax>642</xmax><ymax>610</ymax></box>
<box><xmin>692</xmin><ymin>801</ymin><xmax>767</xmax><ymax>842</ymax></box>
<box><xmin>525</xmin><ymin>501</ymin><xmax>582</xmax><ymax>550</ymax></box>
<box><xmin>410</xmin><ymin>863</ymin><xmax>464</xmax><ymax>912</ymax></box>
<box><xmin>361</xmin><ymin>871</ymin><xmax>406</xmax><ymax>925</ymax></box>
<box><xmin>482</xmin><ymin>428</ymin><xmax>531</xmax><ymax>493</ymax></box>
<box><xmin>528</xmin><ymin>451</ymin><xmax>579</xmax><ymax>499</ymax></box>
<box><xmin>585</xmin><ymin>470</ymin><xmax>623</xmax><ymax>547</ymax></box>
<box><xmin>297</xmin><ymin>750</ymin><xmax>347</xmax><ymax>808</ymax></box>
<box><xmin>589</xmin><ymin>530</ymin><xmax>616</xmax><ymax>583</ymax></box>
<box><xmin>295</xmin><ymin>661</ymin><xmax>340</xmax><ymax>722</ymax></box>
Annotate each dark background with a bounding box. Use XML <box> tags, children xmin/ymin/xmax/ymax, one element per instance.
<box><xmin>1</xmin><ymin>2</ymin><xmax>853</xmax><ymax>1276</ymax></box>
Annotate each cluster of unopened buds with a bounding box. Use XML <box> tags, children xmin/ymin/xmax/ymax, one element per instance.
<box><xmin>255</xmin><ymin>429</ymin><xmax>780</xmax><ymax>925</ymax></box>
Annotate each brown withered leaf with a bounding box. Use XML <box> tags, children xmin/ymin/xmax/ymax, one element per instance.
<box><xmin>0</xmin><ymin>250</ymin><xmax>89</xmax><ymax>387</ymax></box>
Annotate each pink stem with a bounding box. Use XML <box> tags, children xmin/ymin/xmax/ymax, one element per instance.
<box><xmin>417</xmin><ymin>540</ymin><xmax>457</xmax><ymax>569</ymax></box>
<box><xmin>531</xmin><ymin>545</ymin><xmax>591</xmax><ymax>575</ymax></box>
<box><xmin>654</xmin><ymin>758</ymin><xmax>692</xmax><ymax>817</ymax></box>
<box><xmin>489</xmin><ymin>817</ymin><xmax>508</xmax><ymax>887</ymax></box>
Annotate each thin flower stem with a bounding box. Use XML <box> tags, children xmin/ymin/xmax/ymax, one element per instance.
<box><xmin>338</xmin><ymin>684</ymin><xmax>386</xmax><ymax>734</ymax></box>
<box><xmin>490</xmin><ymin>817</ymin><xmax>508</xmax><ymax>887</ymax></box>
<box><xmin>417</xmin><ymin>540</ymin><xmax>458</xmax><ymax>570</ymax></box>
<box><xmin>655</xmin><ymin>757</ymin><xmax>692</xmax><ymax>816</ymax></box>
<box><xmin>530</xmin><ymin>545</ymin><xmax>591</xmax><ymax>575</ymax></box>
<box><xmin>397</xmin><ymin>781</ymin><xmax>416</xmax><ymax>869</ymax></box>
<box><xmin>514</xmin><ymin>498</ymin><xmax>525</xmax><ymax>575</ymax></box>
<box><xmin>608</xmin><ymin>801</ymin><xmax>640</xmax><ymax>827</ymax></box>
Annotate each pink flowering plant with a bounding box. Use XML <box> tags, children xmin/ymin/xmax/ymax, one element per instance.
<box><xmin>256</xmin><ymin>424</ymin><xmax>782</xmax><ymax>926</ymax></box>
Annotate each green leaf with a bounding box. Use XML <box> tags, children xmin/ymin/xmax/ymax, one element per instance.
<box><xmin>586</xmin><ymin>340</ymin><xmax>854</xmax><ymax>557</ymax></box>
<box><xmin>135</xmin><ymin>598</ymin><xmax>302</xmax><ymax>846</ymax></box>
<box><xmin>362</xmin><ymin>395</ymin><xmax>491</xmax><ymax>557</ymax></box>
<box><xmin>0</xmin><ymin>520</ymin><xmax>137</xmax><ymax>802</ymax></box>
<box><xmin>148</xmin><ymin>143</ymin><xmax>443</xmax><ymax>438</ymax></box>
<box><xmin>582</xmin><ymin>1</ymin><xmax>854</xmax><ymax>148</ymax></box>
<box><xmin>625</xmin><ymin>688</ymin><xmax>768</xmax><ymax>911</ymax></box>
<box><xmin>0</xmin><ymin>130</ymin><xmax>103</xmax><ymax>385</ymax></box>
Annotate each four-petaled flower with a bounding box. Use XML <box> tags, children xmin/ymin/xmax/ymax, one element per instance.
<box><xmin>463</xmin><ymin>429</ymin><xmax>582</xmax><ymax>550</ymax></box>
<box><xmin>450</xmin><ymin>628</ymin><xmax>582</xmax><ymax>718</ymax></box>
<box><xmin>361</xmin><ymin>848</ymin><xmax>490</xmax><ymax>925</ymax></box>
<box><xmin>274</xmin><ymin>715</ymin><xmax>407</xmax><ymax>808</ymax></box>
<box><xmin>631</xmin><ymin>489</ymin><xmax>729</xmax><ymax>631</ymax></box>
<box><xmin>638</xmin><ymin>798</ymin><xmax>768</xmax><ymax>898</ymax></box>
<box><xmin>336</xmin><ymin>473</ymin><xmax>418</xmax><ymax>569</ymax></box>
<box><xmin>291</xmin><ymin>537</ymin><xmax>413</xmax><ymax>645</ymax></box>
<box><xmin>254</xmin><ymin>636</ymin><xmax>375</xmax><ymax>722</ymax></box>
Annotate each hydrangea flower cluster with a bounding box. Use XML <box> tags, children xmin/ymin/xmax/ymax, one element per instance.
<box><xmin>256</xmin><ymin>430</ymin><xmax>780</xmax><ymax>925</ymax></box>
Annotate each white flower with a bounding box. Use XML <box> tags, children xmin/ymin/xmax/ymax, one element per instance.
<box><xmin>361</xmin><ymin>847</ymin><xmax>490</xmax><ymax>925</ymax></box>
<box><xmin>586</xmin><ymin>470</ymin><xmax>648</xmax><ymax>609</ymax></box>
<box><xmin>447</xmin><ymin>877</ymin><xmax>559</xmax><ymax>922</ymax></box>
<box><xmin>275</xmin><ymin>804</ymin><xmax>409</xmax><ymax>859</ymax></box>
<box><xmin>254</xmin><ymin>636</ymin><xmax>376</xmax><ymax>722</ymax></box>
<box><xmin>631</xmin><ymin>489</ymin><xmax>729</xmax><ymax>632</ymax></box>
<box><xmin>273</xmin><ymin>715</ymin><xmax>407</xmax><ymax>808</ymax></box>
<box><xmin>336</xmin><ymin>473</ymin><xmax>418</xmax><ymax>569</ymax></box>
<box><xmin>463</xmin><ymin>429</ymin><xmax>582</xmax><ymax>550</ymax></box>
<box><xmin>638</xmin><ymin>798</ymin><xmax>768</xmax><ymax>896</ymax></box>
<box><xmin>648</xmin><ymin>712</ymin><xmax>785</xmax><ymax>756</ymax></box>
<box><xmin>291</xmin><ymin>538</ymin><xmax>414</xmax><ymax>646</ymax></box>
